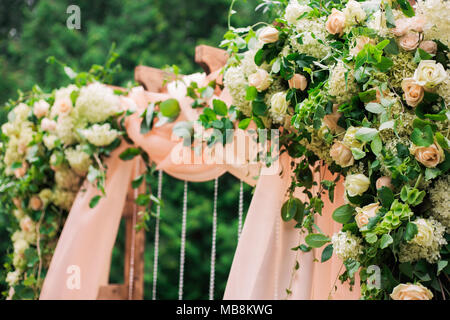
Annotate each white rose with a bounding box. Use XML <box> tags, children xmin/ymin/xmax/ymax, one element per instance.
<box><xmin>258</xmin><ymin>26</ymin><xmax>279</xmax><ymax>44</ymax></box>
<box><xmin>33</xmin><ymin>100</ymin><xmax>50</xmax><ymax>118</ymax></box>
<box><xmin>344</xmin><ymin>0</ymin><xmax>366</xmax><ymax>26</ymax></box>
<box><xmin>343</xmin><ymin>126</ymin><xmax>364</xmax><ymax>149</ymax></box>
<box><xmin>411</xmin><ymin>218</ymin><xmax>434</xmax><ymax>247</ymax></box>
<box><xmin>390</xmin><ymin>283</ymin><xmax>433</xmax><ymax>300</ymax></box>
<box><xmin>13</xmin><ymin>239</ymin><xmax>29</xmax><ymax>255</ymax></box>
<box><xmin>248</xmin><ymin>69</ymin><xmax>272</xmax><ymax>92</ymax></box>
<box><xmin>270</xmin><ymin>92</ymin><xmax>289</xmax><ymax>115</ymax></box>
<box><xmin>413</xmin><ymin>60</ymin><xmax>448</xmax><ymax>89</ymax></box>
<box><xmin>344</xmin><ymin>173</ymin><xmax>370</xmax><ymax>197</ymax></box>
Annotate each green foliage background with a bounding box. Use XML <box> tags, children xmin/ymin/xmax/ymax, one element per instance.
<box><xmin>0</xmin><ymin>0</ymin><xmax>264</xmax><ymax>299</ymax></box>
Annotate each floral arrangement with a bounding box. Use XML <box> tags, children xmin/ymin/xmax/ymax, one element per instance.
<box><xmin>0</xmin><ymin>54</ymin><xmax>133</xmax><ymax>299</ymax></box>
<box><xmin>209</xmin><ymin>0</ymin><xmax>450</xmax><ymax>299</ymax></box>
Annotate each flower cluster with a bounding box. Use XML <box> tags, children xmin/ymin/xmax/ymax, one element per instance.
<box><xmin>219</xmin><ymin>0</ymin><xmax>449</xmax><ymax>300</ymax></box>
<box><xmin>0</xmin><ymin>77</ymin><xmax>126</xmax><ymax>298</ymax></box>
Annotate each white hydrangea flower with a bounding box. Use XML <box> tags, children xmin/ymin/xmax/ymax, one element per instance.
<box><xmin>55</xmin><ymin>166</ymin><xmax>81</xmax><ymax>192</ymax></box>
<box><xmin>332</xmin><ymin>231</ymin><xmax>364</xmax><ymax>261</ymax></box>
<box><xmin>75</xmin><ymin>82</ymin><xmax>121</xmax><ymax>123</ymax></box>
<box><xmin>43</xmin><ymin>134</ymin><xmax>59</xmax><ymax>150</ymax></box>
<box><xmin>55</xmin><ymin>115</ymin><xmax>76</xmax><ymax>146</ymax></box>
<box><xmin>416</xmin><ymin>0</ymin><xmax>450</xmax><ymax>49</ymax></box>
<box><xmin>80</xmin><ymin>123</ymin><xmax>119</xmax><ymax>147</ymax></box>
<box><xmin>52</xmin><ymin>188</ymin><xmax>77</xmax><ymax>211</ymax></box>
<box><xmin>328</xmin><ymin>61</ymin><xmax>359</xmax><ymax>104</ymax></box>
<box><xmin>285</xmin><ymin>0</ymin><xmax>311</xmax><ymax>25</ymax></box>
<box><xmin>167</xmin><ymin>72</ymin><xmax>206</xmax><ymax>100</ymax></box>
<box><xmin>13</xmin><ymin>239</ymin><xmax>29</xmax><ymax>255</ymax></box>
<box><xmin>290</xmin><ymin>17</ymin><xmax>330</xmax><ymax>59</ymax></box>
<box><xmin>65</xmin><ymin>145</ymin><xmax>92</xmax><ymax>176</ymax></box>
<box><xmin>6</xmin><ymin>270</ymin><xmax>20</xmax><ymax>286</ymax></box>
<box><xmin>224</xmin><ymin>66</ymin><xmax>252</xmax><ymax>116</ymax></box>
<box><xmin>429</xmin><ymin>175</ymin><xmax>450</xmax><ymax>229</ymax></box>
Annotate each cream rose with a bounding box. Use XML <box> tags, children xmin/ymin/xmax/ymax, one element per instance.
<box><xmin>413</xmin><ymin>60</ymin><xmax>448</xmax><ymax>88</ymax></box>
<box><xmin>419</xmin><ymin>41</ymin><xmax>437</xmax><ymax>55</ymax></box>
<box><xmin>326</xmin><ymin>9</ymin><xmax>345</xmax><ymax>35</ymax></box>
<box><xmin>41</xmin><ymin>118</ymin><xmax>57</xmax><ymax>132</ymax></box>
<box><xmin>355</xmin><ymin>203</ymin><xmax>380</xmax><ymax>228</ymax></box>
<box><xmin>258</xmin><ymin>26</ymin><xmax>279</xmax><ymax>44</ymax></box>
<box><xmin>288</xmin><ymin>74</ymin><xmax>308</xmax><ymax>91</ymax></box>
<box><xmin>398</xmin><ymin>32</ymin><xmax>420</xmax><ymax>51</ymax></box>
<box><xmin>412</xmin><ymin>143</ymin><xmax>444</xmax><ymax>168</ymax></box>
<box><xmin>33</xmin><ymin>100</ymin><xmax>50</xmax><ymax>118</ymax></box>
<box><xmin>410</xmin><ymin>16</ymin><xmax>427</xmax><ymax>33</ymax></box>
<box><xmin>344</xmin><ymin>173</ymin><xmax>371</xmax><ymax>197</ymax></box>
<box><xmin>401</xmin><ymin>78</ymin><xmax>424</xmax><ymax>107</ymax></box>
<box><xmin>392</xmin><ymin>18</ymin><xmax>411</xmax><ymax>37</ymax></box>
<box><xmin>343</xmin><ymin>126</ymin><xmax>364</xmax><ymax>149</ymax></box>
<box><xmin>29</xmin><ymin>196</ymin><xmax>43</xmax><ymax>211</ymax></box>
<box><xmin>248</xmin><ymin>69</ymin><xmax>272</xmax><ymax>92</ymax></box>
<box><xmin>323</xmin><ymin>104</ymin><xmax>344</xmax><ymax>132</ymax></box>
<box><xmin>376</xmin><ymin>176</ymin><xmax>393</xmax><ymax>190</ymax></box>
<box><xmin>411</xmin><ymin>218</ymin><xmax>434</xmax><ymax>247</ymax></box>
<box><xmin>390</xmin><ymin>283</ymin><xmax>433</xmax><ymax>300</ymax></box>
<box><xmin>330</xmin><ymin>141</ymin><xmax>354</xmax><ymax>168</ymax></box>
<box><xmin>270</xmin><ymin>92</ymin><xmax>289</xmax><ymax>115</ymax></box>
<box><xmin>350</xmin><ymin>36</ymin><xmax>375</xmax><ymax>56</ymax></box>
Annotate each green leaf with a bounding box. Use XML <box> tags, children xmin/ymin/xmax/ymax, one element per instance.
<box><xmin>252</xmin><ymin>100</ymin><xmax>267</xmax><ymax>116</ymax></box>
<box><xmin>397</xmin><ymin>0</ymin><xmax>415</xmax><ymax>17</ymax></box>
<box><xmin>332</xmin><ymin>204</ymin><xmax>355</xmax><ymax>224</ymax></box>
<box><xmin>435</xmin><ymin>132</ymin><xmax>449</xmax><ymax>150</ymax></box>
<box><xmin>385</xmin><ymin>5</ymin><xmax>396</xmax><ymax>28</ymax></box>
<box><xmin>375</xmin><ymin>56</ymin><xmax>394</xmax><ymax>72</ymax></box>
<box><xmin>365</xmin><ymin>232</ymin><xmax>378</xmax><ymax>244</ymax></box>
<box><xmin>305</xmin><ymin>233</ymin><xmax>331</xmax><ymax>248</ymax></box>
<box><xmin>380</xmin><ymin>234</ymin><xmax>393</xmax><ymax>249</ymax></box>
<box><xmin>321</xmin><ymin>244</ymin><xmax>333</xmax><ymax>263</ymax></box>
<box><xmin>371</xmin><ymin>134</ymin><xmax>382</xmax><ymax>156</ymax></box>
<box><xmin>281</xmin><ymin>199</ymin><xmax>297</xmax><ymax>222</ymax></box>
<box><xmin>238</xmin><ymin>118</ymin><xmax>252</xmax><ymax>130</ymax></box>
<box><xmin>384</xmin><ymin>38</ymin><xmax>399</xmax><ymax>54</ymax></box>
<box><xmin>413</xmin><ymin>48</ymin><xmax>433</xmax><ymax>64</ymax></box>
<box><xmin>356</xmin><ymin>127</ymin><xmax>378</xmax><ymax>142</ymax></box>
<box><xmin>365</xmin><ymin>103</ymin><xmax>385</xmax><ymax>114</ymax></box>
<box><xmin>136</xmin><ymin>194</ymin><xmax>150</xmax><ymax>206</ymax></box>
<box><xmin>411</xmin><ymin>125</ymin><xmax>434</xmax><ymax>147</ymax></box>
<box><xmin>11</xmin><ymin>162</ymin><xmax>23</xmax><ymax>170</ymax></box>
<box><xmin>399</xmin><ymin>262</ymin><xmax>414</xmax><ymax>279</ymax></box>
<box><xmin>132</xmin><ymin>175</ymin><xmax>144</xmax><ymax>189</ymax></box>
<box><xmin>404</xmin><ymin>222</ymin><xmax>418</xmax><ymax>241</ymax></box>
<box><xmin>119</xmin><ymin>147</ymin><xmax>141</xmax><ymax>160</ymax></box>
<box><xmin>378</xmin><ymin>186</ymin><xmax>394</xmax><ymax>208</ymax></box>
<box><xmin>89</xmin><ymin>195</ymin><xmax>101</xmax><ymax>209</ymax></box>
<box><xmin>351</xmin><ymin>147</ymin><xmax>366</xmax><ymax>160</ymax></box>
<box><xmin>358</xmin><ymin>89</ymin><xmax>377</xmax><ymax>103</ymax></box>
<box><xmin>425</xmin><ymin>167</ymin><xmax>441</xmax><ymax>180</ymax></box>
<box><xmin>437</xmin><ymin>260</ymin><xmax>448</xmax><ymax>275</ymax></box>
<box><xmin>246</xmin><ymin>86</ymin><xmax>258</xmax><ymax>101</ymax></box>
<box><xmin>160</xmin><ymin>99</ymin><xmax>180</xmax><ymax>118</ymax></box>
<box><xmin>213</xmin><ymin>99</ymin><xmax>228</xmax><ymax>116</ymax></box>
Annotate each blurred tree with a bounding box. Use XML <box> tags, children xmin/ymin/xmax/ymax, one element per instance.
<box><xmin>0</xmin><ymin>0</ymin><xmax>265</xmax><ymax>299</ymax></box>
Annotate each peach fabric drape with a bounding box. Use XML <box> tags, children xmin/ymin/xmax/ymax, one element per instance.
<box><xmin>40</xmin><ymin>79</ymin><xmax>360</xmax><ymax>300</ymax></box>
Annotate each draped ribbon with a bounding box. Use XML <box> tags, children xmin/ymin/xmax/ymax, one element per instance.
<box><xmin>40</xmin><ymin>74</ymin><xmax>360</xmax><ymax>300</ymax></box>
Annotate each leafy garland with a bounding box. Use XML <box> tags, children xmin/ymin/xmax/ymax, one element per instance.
<box><xmin>177</xmin><ymin>0</ymin><xmax>450</xmax><ymax>300</ymax></box>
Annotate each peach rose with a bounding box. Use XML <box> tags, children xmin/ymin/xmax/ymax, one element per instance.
<box><xmin>355</xmin><ymin>203</ymin><xmax>380</xmax><ymax>228</ymax></box>
<box><xmin>13</xmin><ymin>198</ymin><xmax>22</xmax><ymax>209</ymax></box>
<box><xmin>29</xmin><ymin>196</ymin><xmax>43</xmax><ymax>211</ymax></box>
<box><xmin>350</xmin><ymin>36</ymin><xmax>375</xmax><ymax>56</ymax></box>
<box><xmin>390</xmin><ymin>283</ymin><xmax>433</xmax><ymax>300</ymax></box>
<box><xmin>41</xmin><ymin>118</ymin><xmax>57</xmax><ymax>132</ymax></box>
<box><xmin>258</xmin><ymin>26</ymin><xmax>279</xmax><ymax>44</ymax></box>
<box><xmin>14</xmin><ymin>163</ymin><xmax>28</xmax><ymax>179</ymax></box>
<box><xmin>376</xmin><ymin>176</ymin><xmax>393</xmax><ymax>190</ymax></box>
<box><xmin>288</xmin><ymin>74</ymin><xmax>308</xmax><ymax>91</ymax></box>
<box><xmin>53</xmin><ymin>97</ymin><xmax>72</xmax><ymax>116</ymax></box>
<box><xmin>401</xmin><ymin>78</ymin><xmax>424</xmax><ymax>107</ymax></box>
<box><xmin>330</xmin><ymin>141</ymin><xmax>354</xmax><ymax>168</ymax></box>
<box><xmin>399</xmin><ymin>32</ymin><xmax>420</xmax><ymax>51</ymax></box>
<box><xmin>248</xmin><ymin>69</ymin><xmax>272</xmax><ymax>92</ymax></box>
<box><xmin>412</xmin><ymin>143</ymin><xmax>445</xmax><ymax>168</ymax></box>
<box><xmin>326</xmin><ymin>9</ymin><xmax>345</xmax><ymax>36</ymax></box>
<box><xmin>323</xmin><ymin>104</ymin><xmax>344</xmax><ymax>132</ymax></box>
<box><xmin>410</xmin><ymin>16</ymin><xmax>427</xmax><ymax>33</ymax></box>
<box><xmin>33</xmin><ymin>100</ymin><xmax>50</xmax><ymax>118</ymax></box>
<box><xmin>392</xmin><ymin>18</ymin><xmax>411</xmax><ymax>37</ymax></box>
<box><xmin>20</xmin><ymin>216</ymin><xmax>34</xmax><ymax>233</ymax></box>
<box><xmin>419</xmin><ymin>41</ymin><xmax>437</xmax><ymax>55</ymax></box>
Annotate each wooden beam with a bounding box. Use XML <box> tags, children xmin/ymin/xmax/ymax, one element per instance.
<box><xmin>134</xmin><ymin>65</ymin><xmax>176</xmax><ymax>93</ymax></box>
<box><xmin>195</xmin><ymin>45</ymin><xmax>228</xmax><ymax>75</ymax></box>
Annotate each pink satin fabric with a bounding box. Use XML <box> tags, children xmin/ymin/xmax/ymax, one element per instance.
<box><xmin>40</xmin><ymin>78</ymin><xmax>360</xmax><ymax>299</ymax></box>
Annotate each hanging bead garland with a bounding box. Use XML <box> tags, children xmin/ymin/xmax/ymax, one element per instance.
<box><xmin>178</xmin><ymin>180</ymin><xmax>188</xmax><ymax>300</ymax></box>
<box><xmin>238</xmin><ymin>180</ymin><xmax>244</xmax><ymax>240</ymax></box>
<box><xmin>209</xmin><ymin>177</ymin><xmax>219</xmax><ymax>300</ymax></box>
<box><xmin>128</xmin><ymin>162</ymin><xmax>140</xmax><ymax>300</ymax></box>
<box><xmin>152</xmin><ymin>170</ymin><xmax>163</xmax><ymax>300</ymax></box>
